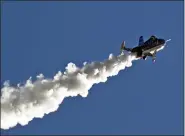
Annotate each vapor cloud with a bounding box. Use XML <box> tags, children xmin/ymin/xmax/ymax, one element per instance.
<box><xmin>1</xmin><ymin>53</ymin><xmax>137</xmax><ymax>130</ymax></box>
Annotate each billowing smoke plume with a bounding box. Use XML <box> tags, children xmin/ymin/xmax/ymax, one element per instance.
<box><xmin>1</xmin><ymin>53</ymin><xmax>137</xmax><ymax>130</ymax></box>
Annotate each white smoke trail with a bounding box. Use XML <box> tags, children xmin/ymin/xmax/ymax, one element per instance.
<box><xmin>1</xmin><ymin>53</ymin><xmax>137</xmax><ymax>130</ymax></box>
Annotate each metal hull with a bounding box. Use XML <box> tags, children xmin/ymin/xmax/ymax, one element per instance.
<box><xmin>142</xmin><ymin>44</ymin><xmax>165</xmax><ymax>55</ymax></box>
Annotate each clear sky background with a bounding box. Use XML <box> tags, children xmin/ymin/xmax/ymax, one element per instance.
<box><xmin>1</xmin><ymin>1</ymin><xmax>183</xmax><ymax>135</ymax></box>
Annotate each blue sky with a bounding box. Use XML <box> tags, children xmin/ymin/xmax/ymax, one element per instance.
<box><xmin>1</xmin><ymin>1</ymin><xmax>183</xmax><ymax>135</ymax></box>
